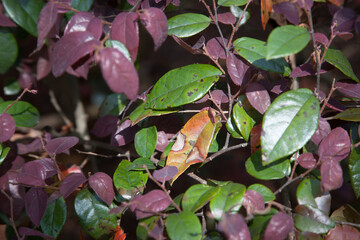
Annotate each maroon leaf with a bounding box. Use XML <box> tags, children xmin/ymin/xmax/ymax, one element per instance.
<box><xmin>217</xmin><ymin>214</ymin><xmax>251</xmax><ymax>240</ymax></box>
<box><xmin>153</xmin><ymin>166</ymin><xmax>178</xmax><ymax>183</ymax></box>
<box><xmin>60</xmin><ymin>173</ymin><xmax>87</xmax><ymax>198</ymax></box>
<box><xmin>297</xmin><ymin>152</ymin><xmax>317</xmax><ymax>169</ymax></box>
<box><xmin>91</xmin><ymin>115</ymin><xmax>118</xmax><ymax>138</ymax></box>
<box><xmin>25</xmin><ymin>187</ymin><xmax>48</xmax><ymax>227</ymax></box>
<box><xmin>130</xmin><ymin>189</ymin><xmax>171</xmax><ymax>219</ymax></box>
<box><xmin>336</xmin><ymin>32</ymin><xmax>353</xmax><ymax>41</ymax></box>
<box><xmin>89</xmin><ymin>172</ymin><xmax>115</xmax><ymax>206</ymax></box>
<box><xmin>321</xmin><ymin>159</ymin><xmax>343</xmax><ymax>191</ymax></box>
<box><xmin>64</xmin><ymin>12</ymin><xmax>95</xmax><ymax>35</ymax></box>
<box><xmin>296</xmin><ymin>0</ymin><xmax>313</xmax><ymax>10</ymax></box>
<box><xmin>318</xmin><ymin>127</ymin><xmax>351</xmax><ymax>162</ymax></box>
<box><xmin>246</xmin><ymin>82</ymin><xmax>271</xmax><ymax>114</ymax></box>
<box><xmin>355</xmin><ymin>16</ymin><xmax>360</xmax><ymax>39</ymax></box>
<box><xmin>326</xmin><ymin>225</ymin><xmax>360</xmax><ymax>240</ymax></box>
<box><xmin>264</xmin><ymin>212</ymin><xmax>293</xmax><ymax>240</ymax></box>
<box><xmin>52</xmin><ymin>31</ymin><xmax>100</xmax><ymax>77</ymax></box>
<box><xmin>335</xmin><ymin>81</ymin><xmax>360</xmax><ymax>99</ymax></box>
<box><xmin>270</xmin><ymin>78</ymin><xmax>289</xmax><ymax>95</ymax></box>
<box><xmin>111</xmin><ymin>119</ymin><xmax>138</xmax><ymax>146</ymax></box>
<box><xmin>45</xmin><ymin>136</ymin><xmax>79</xmax><ymax>155</ymax></box>
<box><xmin>87</xmin><ymin>17</ymin><xmax>103</xmax><ymax>40</ymax></box>
<box><xmin>0</xmin><ymin>170</ymin><xmax>25</xmax><ymax>217</ymax></box>
<box><xmin>206</xmin><ymin>37</ymin><xmax>228</xmax><ymax>60</ymax></box>
<box><xmin>17</xmin><ymin>161</ymin><xmax>47</xmax><ymax>186</ymax></box>
<box><xmin>243</xmin><ymin>190</ymin><xmax>265</xmax><ymax>214</ymax></box>
<box><xmin>156</xmin><ymin>131</ymin><xmax>169</xmax><ymax>152</ymax></box>
<box><xmin>100</xmin><ymin>47</ymin><xmax>139</xmax><ymax>100</ymax></box>
<box><xmin>0</xmin><ymin>113</ymin><xmax>15</xmax><ymax>142</ymax></box>
<box><xmin>37</xmin><ymin>158</ymin><xmax>58</xmax><ymax>179</ymax></box>
<box><xmin>311</xmin><ymin>117</ymin><xmax>331</xmax><ymax>145</ymax></box>
<box><xmin>19</xmin><ymin>227</ymin><xmax>54</xmax><ymax>239</ymax></box>
<box><xmin>36</xmin><ymin>44</ymin><xmax>52</xmax><ymax>80</ymax></box>
<box><xmin>217</xmin><ymin>12</ymin><xmax>236</xmax><ymax>25</ymax></box>
<box><xmin>273</xmin><ymin>2</ymin><xmax>299</xmax><ymax>25</ymax></box>
<box><xmin>290</xmin><ymin>62</ymin><xmax>328</xmax><ymax>78</ymax></box>
<box><xmin>0</xmin><ymin>13</ymin><xmax>16</xmax><ymax>27</ymax></box>
<box><xmin>211</xmin><ymin>89</ymin><xmax>229</xmax><ymax>105</ymax></box>
<box><xmin>314</xmin><ymin>33</ymin><xmax>329</xmax><ymax>46</ymax></box>
<box><xmin>17</xmin><ymin>133</ymin><xmax>51</xmax><ymax>155</ymax></box>
<box><xmin>147</xmin><ymin>217</ymin><xmax>164</xmax><ymax>240</ymax></box>
<box><xmin>332</xmin><ymin>8</ymin><xmax>357</xmax><ymax>33</ymax></box>
<box><xmin>226</xmin><ymin>52</ymin><xmax>250</xmax><ymax>86</ymax></box>
<box><xmin>111</xmin><ymin>12</ymin><xmax>139</xmax><ymax>62</ymax></box>
<box><xmin>139</xmin><ymin>7</ymin><xmax>168</xmax><ymax>50</ymax></box>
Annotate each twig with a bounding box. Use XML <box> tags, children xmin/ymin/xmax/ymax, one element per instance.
<box><xmin>334</xmin><ymin>220</ymin><xmax>360</xmax><ymax>228</ymax></box>
<box><xmin>207</xmin><ymin>142</ymin><xmax>248</xmax><ymax>161</ymax></box>
<box><xmin>49</xmin><ymin>90</ymin><xmax>73</xmax><ymax>126</ymax></box>
<box><xmin>268</xmin><ymin>201</ymin><xmax>293</xmax><ymax>213</ymax></box>
<box><xmin>1</xmin><ymin>189</ymin><xmax>23</xmax><ymax>240</ymax></box>
<box><xmin>208</xmin><ymin>91</ymin><xmax>228</xmax><ymax>121</ymax></box>
<box><xmin>40</xmin><ymin>136</ymin><xmax>64</xmax><ymax>179</ymax></box>
<box><xmin>75</xmin><ymin>149</ymin><xmax>116</xmax><ymax>158</ymax></box>
<box><xmin>319</xmin><ymin>77</ymin><xmax>336</xmax><ymax>117</ymax></box>
<box><xmin>2</xmin><ymin>88</ymin><xmax>37</xmax><ymax>114</ymax></box>
<box><xmin>203</xmin><ymin>45</ymin><xmax>226</xmax><ymax>74</ymax></box>
<box><xmin>211</xmin><ymin>0</ymin><xmax>229</xmax><ymax>57</ymax></box>
<box><xmin>187</xmin><ymin>172</ymin><xmax>207</xmax><ymax>184</ymax></box>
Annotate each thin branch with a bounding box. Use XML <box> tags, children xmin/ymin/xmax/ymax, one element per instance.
<box><xmin>319</xmin><ymin>77</ymin><xmax>336</xmax><ymax>117</ymax></box>
<box><xmin>211</xmin><ymin>0</ymin><xmax>229</xmax><ymax>57</ymax></box>
<box><xmin>187</xmin><ymin>172</ymin><xmax>207</xmax><ymax>184</ymax></box>
<box><xmin>334</xmin><ymin>220</ymin><xmax>360</xmax><ymax>228</ymax></box>
<box><xmin>2</xmin><ymin>88</ymin><xmax>37</xmax><ymax>114</ymax></box>
<box><xmin>207</xmin><ymin>142</ymin><xmax>248</xmax><ymax>161</ymax></box>
<box><xmin>49</xmin><ymin>90</ymin><xmax>73</xmax><ymax>126</ymax></box>
<box><xmin>208</xmin><ymin>91</ymin><xmax>228</xmax><ymax>121</ymax></box>
<box><xmin>203</xmin><ymin>45</ymin><xmax>226</xmax><ymax>74</ymax></box>
<box><xmin>1</xmin><ymin>189</ymin><xmax>23</xmax><ymax>240</ymax></box>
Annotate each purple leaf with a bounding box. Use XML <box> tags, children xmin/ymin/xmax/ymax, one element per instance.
<box><xmin>17</xmin><ymin>161</ymin><xmax>47</xmax><ymax>186</ymax></box>
<box><xmin>355</xmin><ymin>16</ymin><xmax>360</xmax><ymax>39</ymax></box>
<box><xmin>211</xmin><ymin>89</ymin><xmax>229</xmax><ymax>105</ymax></box>
<box><xmin>111</xmin><ymin>119</ymin><xmax>138</xmax><ymax>146</ymax></box>
<box><xmin>335</xmin><ymin>81</ymin><xmax>360</xmax><ymax>99</ymax></box>
<box><xmin>153</xmin><ymin>166</ymin><xmax>178</xmax><ymax>183</ymax></box>
<box><xmin>111</xmin><ymin>12</ymin><xmax>139</xmax><ymax>62</ymax></box>
<box><xmin>243</xmin><ymin>190</ymin><xmax>265</xmax><ymax>214</ymax></box>
<box><xmin>246</xmin><ymin>83</ymin><xmax>271</xmax><ymax>114</ymax></box>
<box><xmin>0</xmin><ymin>13</ymin><xmax>16</xmax><ymax>27</ymax></box>
<box><xmin>130</xmin><ymin>189</ymin><xmax>171</xmax><ymax>219</ymax></box>
<box><xmin>273</xmin><ymin>2</ymin><xmax>299</xmax><ymax>25</ymax></box>
<box><xmin>264</xmin><ymin>212</ymin><xmax>293</xmax><ymax>240</ymax></box>
<box><xmin>100</xmin><ymin>47</ymin><xmax>139</xmax><ymax>100</ymax></box>
<box><xmin>314</xmin><ymin>33</ymin><xmax>329</xmax><ymax>46</ymax></box>
<box><xmin>64</xmin><ymin>12</ymin><xmax>95</xmax><ymax>35</ymax></box>
<box><xmin>226</xmin><ymin>52</ymin><xmax>250</xmax><ymax>86</ymax></box>
<box><xmin>87</xmin><ymin>17</ymin><xmax>103</xmax><ymax>40</ymax></box>
<box><xmin>270</xmin><ymin>78</ymin><xmax>289</xmax><ymax>95</ymax></box>
<box><xmin>318</xmin><ymin>127</ymin><xmax>351</xmax><ymax>162</ymax></box>
<box><xmin>25</xmin><ymin>187</ymin><xmax>48</xmax><ymax>227</ymax></box>
<box><xmin>89</xmin><ymin>172</ymin><xmax>115</xmax><ymax>206</ymax></box>
<box><xmin>296</xmin><ymin>0</ymin><xmax>313</xmax><ymax>10</ymax></box>
<box><xmin>45</xmin><ymin>136</ymin><xmax>79</xmax><ymax>155</ymax></box>
<box><xmin>290</xmin><ymin>62</ymin><xmax>328</xmax><ymax>78</ymax></box>
<box><xmin>217</xmin><ymin>12</ymin><xmax>236</xmax><ymax>25</ymax></box>
<box><xmin>0</xmin><ymin>113</ymin><xmax>15</xmax><ymax>142</ymax></box>
<box><xmin>17</xmin><ymin>133</ymin><xmax>51</xmax><ymax>155</ymax></box>
<box><xmin>19</xmin><ymin>227</ymin><xmax>54</xmax><ymax>239</ymax></box>
<box><xmin>206</xmin><ymin>37</ymin><xmax>228</xmax><ymax>60</ymax></box>
<box><xmin>139</xmin><ymin>7</ymin><xmax>168</xmax><ymax>50</ymax></box>
<box><xmin>52</xmin><ymin>31</ymin><xmax>100</xmax><ymax>77</ymax></box>
<box><xmin>311</xmin><ymin>117</ymin><xmax>331</xmax><ymax>145</ymax></box>
<box><xmin>332</xmin><ymin>8</ymin><xmax>357</xmax><ymax>33</ymax></box>
<box><xmin>156</xmin><ymin>131</ymin><xmax>169</xmax><ymax>152</ymax></box>
<box><xmin>321</xmin><ymin>159</ymin><xmax>343</xmax><ymax>191</ymax></box>
<box><xmin>147</xmin><ymin>218</ymin><xmax>164</xmax><ymax>240</ymax></box>
<box><xmin>60</xmin><ymin>173</ymin><xmax>87</xmax><ymax>198</ymax></box>
<box><xmin>217</xmin><ymin>214</ymin><xmax>251</xmax><ymax>240</ymax></box>
<box><xmin>36</xmin><ymin>45</ymin><xmax>52</xmax><ymax>80</ymax></box>
<box><xmin>192</xmin><ymin>35</ymin><xmax>205</xmax><ymax>50</ymax></box>
<box><xmin>0</xmin><ymin>171</ymin><xmax>25</xmax><ymax>218</ymax></box>
<box><xmin>37</xmin><ymin>158</ymin><xmax>58</xmax><ymax>179</ymax></box>
<box><xmin>336</xmin><ymin>32</ymin><xmax>353</xmax><ymax>41</ymax></box>
<box><xmin>91</xmin><ymin>115</ymin><xmax>118</xmax><ymax>138</ymax></box>
<box><xmin>18</xmin><ymin>64</ymin><xmax>35</xmax><ymax>89</ymax></box>
<box><xmin>297</xmin><ymin>152</ymin><xmax>317</xmax><ymax>169</ymax></box>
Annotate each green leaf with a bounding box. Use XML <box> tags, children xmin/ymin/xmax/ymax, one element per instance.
<box><xmin>232</xmin><ymin>101</ymin><xmax>255</xmax><ymax>142</ymax></box>
<box><xmin>248</xmin><ymin>208</ymin><xmax>277</xmax><ymax>240</ymax></box>
<box><xmin>105</xmin><ymin>40</ymin><xmax>132</xmax><ymax>62</ymax></box>
<box><xmin>40</xmin><ymin>197</ymin><xmax>67</xmax><ymax>239</ymax></box>
<box><xmin>266</xmin><ymin>25</ymin><xmax>310</xmax><ymax>60</ymax></box>
<box><xmin>145</xmin><ymin>64</ymin><xmax>222</xmax><ymax>109</ymax></box>
<box><xmin>136</xmin><ymin>216</ymin><xmax>161</xmax><ymax>240</ymax></box>
<box><xmin>296</xmin><ymin>177</ymin><xmax>321</xmax><ymax>208</ymax></box>
<box><xmin>245</xmin><ymin>150</ymin><xmax>291</xmax><ymax>180</ymax></box>
<box><xmin>182</xmin><ymin>184</ymin><xmax>220</xmax><ymax>212</ymax></box>
<box><xmin>0</xmin><ymin>144</ymin><xmax>10</xmax><ymax>166</ymax></box>
<box><xmin>349</xmin><ymin>124</ymin><xmax>360</xmax><ymax>198</ymax></box>
<box><xmin>4</xmin><ymin>78</ymin><xmax>21</xmax><ymax>95</ymax></box>
<box><xmin>324</xmin><ymin>48</ymin><xmax>359</xmax><ymax>82</ymax></box>
<box><xmin>0</xmin><ymin>29</ymin><xmax>18</xmax><ymax>74</ymax></box>
<box><xmin>166</xmin><ymin>211</ymin><xmax>202</xmax><ymax>240</ymax></box>
<box><xmin>233</xmin><ymin>37</ymin><xmax>291</xmax><ymax>76</ymax></box>
<box><xmin>168</xmin><ymin>13</ymin><xmax>211</xmax><ymax>38</ymax></box>
<box><xmin>333</xmin><ymin>108</ymin><xmax>360</xmax><ymax>121</ymax></box>
<box><xmin>128</xmin><ymin>157</ymin><xmax>156</xmax><ymax>170</ymax></box>
<box><xmin>2</xmin><ymin>0</ymin><xmax>44</xmax><ymax>36</ymax></box>
<box><xmin>135</xmin><ymin>126</ymin><xmax>157</xmax><ymax>158</ymax></box>
<box><xmin>66</xmin><ymin>0</ymin><xmax>94</xmax><ymax>19</ymax></box>
<box><xmin>113</xmin><ymin>160</ymin><xmax>148</xmax><ymax>192</ymax></box>
<box><xmin>0</xmin><ymin>101</ymin><xmax>40</xmax><ymax>127</ymax></box>
<box><xmin>262</xmin><ymin>88</ymin><xmax>319</xmax><ymax>164</ymax></box>
<box><xmin>294</xmin><ymin>205</ymin><xmax>335</xmax><ymax>234</ymax></box>
<box><xmin>129</xmin><ymin>102</ymin><xmax>179</xmax><ymax>125</ymax></box>
<box><xmin>226</xmin><ymin>116</ymin><xmax>243</xmax><ymax>139</ymax></box>
<box><xmin>230</xmin><ymin>6</ymin><xmax>250</xmax><ymax>26</ymax></box>
<box><xmin>218</xmin><ymin>0</ymin><xmax>248</xmax><ymax>6</ymax></box>
<box><xmin>209</xmin><ymin>182</ymin><xmax>246</xmax><ymax>220</ymax></box>
<box><xmin>98</xmin><ymin>93</ymin><xmax>128</xmax><ymax>117</ymax></box>
<box><xmin>247</xmin><ymin>184</ymin><xmax>275</xmax><ymax>203</ymax></box>
<box><xmin>75</xmin><ymin>189</ymin><xmax>117</xmax><ymax>239</ymax></box>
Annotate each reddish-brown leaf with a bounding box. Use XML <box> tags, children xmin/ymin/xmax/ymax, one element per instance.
<box><xmin>311</xmin><ymin>117</ymin><xmax>331</xmax><ymax>145</ymax></box>
<box><xmin>226</xmin><ymin>52</ymin><xmax>250</xmax><ymax>86</ymax></box>
<box><xmin>335</xmin><ymin>81</ymin><xmax>360</xmax><ymax>99</ymax></box>
<box><xmin>91</xmin><ymin>115</ymin><xmax>118</xmax><ymax>138</ymax></box>
<box><xmin>318</xmin><ymin>127</ymin><xmax>351</xmax><ymax>162</ymax></box>
<box><xmin>246</xmin><ymin>82</ymin><xmax>271</xmax><ymax>114</ymax></box>
<box><xmin>153</xmin><ymin>166</ymin><xmax>178</xmax><ymax>183</ymax></box>
<box><xmin>0</xmin><ymin>113</ymin><xmax>15</xmax><ymax>142</ymax></box>
<box><xmin>321</xmin><ymin>159</ymin><xmax>343</xmax><ymax>192</ymax></box>
<box><xmin>89</xmin><ymin>172</ymin><xmax>115</xmax><ymax>206</ymax></box>
<box><xmin>297</xmin><ymin>152</ymin><xmax>317</xmax><ymax>169</ymax></box>
<box><xmin>217</xmin><ymin>214</ymin><xmax>251</xmax><ymax>240</ymax></box>
<box><xmin>217</xmin><ymin>12</ymin><xmax>236</xmax><ymax>25</ymax></box>
<box><xmin>206</xmin><ymin>37</ymin><xmax>228</xmax><ymax>60</ymax></box>
<box><xmin>25</xmin><ymin>188</ymin><xmax>47</xmax><ymax>227</ymax></box>
<box><xmin>0</xmin><ymin>13</ymin><xmax>16</xmax><ymax>27</ymax></box>
<box><xmin>264</xmin><ymin>212</ymin><xmax>294</xmax><ymax>240</ymax></box>
<box><xmin>60</xmin><ymin>173</ymin><xmax>87</xmax><ymax>198</ymax></box>
<box><xmin>261</xmin><ymin>0</ymin><xmax>273</xmax><ymax>29</ymax></box>
<box><xmin>64</xmin><ymin>12</ymin><xmax>95</xmax><ymax>35</ymax></box>
<box><xmin>243</xmin><ymin>190</ymin><xmax>265</xmax><ymax>214</ymax></box>
<box><xmin>314</xmin><ymin>33</ymin><xmax>329</xmax><ymax>46</ymax></box>
<box><xmin>326</xmin><ymin>225</ymin><xmax>360</xmax><ymax>240</ymax></box>
<box><xmin>273</xmin><ymin>2</ymin><xmax>299</xmax><ymax>25</ymax></box>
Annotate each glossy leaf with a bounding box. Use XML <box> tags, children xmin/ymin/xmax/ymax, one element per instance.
<box><xmin>297</xmin><ymin>152</ymin><xmax>317</xmax><ymax>169</ymax></box>
<box><xmin>321</xmin><ymin>159</ymin><xmax>343</xmax><ymax>191</ymax></box>
<box><xmin>98</xmin><ymin>93</ymin><xmax>128</xmax><ymax>117</ymax></box>
<box><xmin>324</xmin><ymin>48</ymin><xmax>359</xmax><ymax>82</ymax></box>
<box><xmin>248</xmin><ymin>184</ymin><xmax>275</xmax><ymax>203</ymax></box>
<box><xmin>318</xmin><ymin>127</ymin><xmax>350</xmax><ymax>162</ymax></box>
<box><xmin>75</xmin><ymin>189</ymin><xmax>117</xmax><ymax>239</ymax></box>
<box><xmin>166</xmin><ymin>211</ymin><xmax>202</xmax><ymax>240</ymax></box>
<box><xmin>230</xmin><ymin>6</ymin><xmax>250</xmax><ymax>26</ymax></box>
<box><xmin>60</xmin><ymin>173</ymin><xmax>87</xmax><ymax>198</ymax></box>
<box><xmin>243</xmin><ymin>190</ymin><xmax>265</xmax><ymax>213</ymax></box>
<box><xmin>246</xmin><ymin>82</ymin><xmax>271</xmax><ymax>114</ymax></box>
<box><xmin>130</xmin><ymin>190</ymin><xmax>171</xmax><ymax>219</ymax></box>
<box><xmin>245</xmin><ymin>150</ymin><xmax>291</xmax><ymax>180</ymax></box>
<box><xmin>249</xmin><ymin>208</ymin><xmax>277</xmax><ymax>240</ymax></box>
<box><xmin>333</xmin><ymin>108</ymin><xmax>360</xmax><ymax>121</ymax></box>
<box><xmin>0</xmin><ymin>144</ymin><xmax>10</xmax><ymax>165</ymax></box>
<box><xmin>294</xmin><ymin>205</ymin><xmax>335</xmax><ymax>234</ymax></box>
<box><xmin>232</xmin><ymin>102</ymin><xmax>255</xmax><ymax>142</ymax></box>
<box><xmin>349</xmin><ymin>124</ymin><xmax>360</xmax><ymax>198</ymax></box>
<box><xmin>128</xmin><ymin>157</ymin><xmax>156</xmax><ymax>171</ymax></box>
<box><xmin>89</xmin><ymin>172</ymin><xmax>115</xmax><ymax>206</ymax></box>
<box><xmin>64</xmin><ymin>12</ymin><xmax>101</xmax><ymax>39</ymax></box>
<box><xmin>0</xmin><ymin>101</ymin><xmax>39</xmax><ymax>127</ymax></box>
<box><xmin>40</xmin><ymin>196</ymin><xmax>67</xmax><ymax>239</ymax></box>
<box><xmin>111</xmin><ymin>119</ymin><xmax>138</xmax><ymax>146</ymax></box>
<box><xmin>16</xmin><ymin>161</ymin><xmax>48</xmax><ymax>186</ymax></box>
<box><xmin>153</xmin><ymin>166</ymin><xmax>178</xmax><ymax>183</ymax></box>
<box><xmin>233</xmin><ymin>37</ymin><xmax>291</xmax><ymax>76</ymax></box>
<box><xmin>262</xmin><ymin>88</ymin><xmax>319</xmax><ymax>164</ymax></box>
<box><xmin>113</xmin><ymin>160</ymin><xmax>148</xmax><ymax>192</ymax></box>
<box><xmin>264</xmin><ymin>212</ymin><xmax>293</xmax><ymax>240</ymax></box>
<box><xmin>226</xmin><ymin>52</ymin><xmax>250</xmax><ymax>86</ymax></box>
<box><xmin>326</xmin><ymin>225</ymin><xmax>360</xmax><ymax>240</ymax></box>
<box><xmin>266</xmin><ymin>26</ymin><xmax>310</xmax><ymax>60</ymax></box>
<box><xmin>218</xmin><ymin>0</ymin><xmax>247</xmax><ymax>6</ymax></box>
<box><xmin>311</xmin><ymin>117</ymin><xmax>331</xmax><ymax>145</ymax></box>
<box><xmin>25</xmin><ymin>187</ymin><xmax>47</xmax><ymax>227</ymax></box>
<box><xmin>0</xmin><ymin>113</ymin><xmax>15</xmax><ymax>142</ymax></box>
<box><xmin>168</xmin><ymin>13</ymin><xmax>211</xmax><ymax>38</ymax></box>
<box><xmin>166</xmin><ymin>110</ymin><xmax>222</xmax><ymax>183</ymax></box>
<box><xmin>218</xmin><ymin>213</ymin><xmax>251</xmax><ymax>240</ymax></box>
<box><xmin>105</xmin><ymin>40</ymin><xmax>132</xmax><ymax>62</ymax></box>
<box><xmin>226</xmin><ymin>116</ymin><xmax>243</xmax><ymax>139</ymax></box>
<box><xmin>335</xmin><ymin>81</ymin><xmax>360</xmax><ymax>99</ymax></box>
<box><xmin>210</xmin><ymin>182</ymin><xmax>246</xmax><ymax>220</ymax></box>
<box><xmin>261</xmin><ymin>0</ymin><xmax>273</xmax><ymax>29</ymax></box>
<box><xmin>146</xmin><ymin>64</ymin><xmax>222</xmax><ymax>109</ymax></box>
<box><xmin>45</xmin><ymin>136</ymin><xmax>79</xmax><ymax>155</ymax></box>
<box><xmin>136</xmin><ymin>216</ymin><xmax>163</xmax><ymax>240</ymax></box>
<box><xmin>2</xmin><ymin>0</ymin><xmax>44</xmax><ymax>36</ymax></box>
<box><xmin>273</xmin><ymin>2</ymin><xmax>299</xmax><ymax>25</ymax></box>
<box><xmin>296</xmin><ymin>177</ymin><xmax>321</xmax><ymax>209</ymax></box>
<box><xmin>134</xmin><ymin>126</ymin><xmax>157</xmax><ymax>158</ymax></box>
<box><xmin>100</xmin><ymin>47</ymin><xmax>139</xmax><ymax>100</ymax></box>
<box><xmin>206</xmin><ymin>37</ymin><xmax>228</xmax><ymax>60</ymax></box>
<box><xmin>182</xmin><ymin>184</ymin><xmax>220</xmax><ymax>212</ymax></box>
<box><xmin>0</xmin><ymin>29</ymin><xmax>18</xmax><ymax>74</ymax></box>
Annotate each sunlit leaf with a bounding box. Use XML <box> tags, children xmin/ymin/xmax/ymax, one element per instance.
<box><xmin>318</xmin><ymin>127</ymin><xmax>350</xmax><ymax>162</ymax></box>
<box><xmin>247</xmin><ymin>184</ymin><xmax>275</xmax><ymax>203</ymax></box>
<box><xmin>0</xmin><ymin>101</ymin><xmax>39</xmax><ymax>127</ymax></box>
<box><xmin>166</xmin><ymin>211</ymin><xmax>202</xmax><ymax>240</ymax></box>
<box><xmin>326</xmin><ymin>225</ymin><xmax>360</xmax><ymax>240</ymax></box>
<box><xmin>113</xmin><ymin>160</ymin><xmax>148</xmax><ymax>193</ymax></box>
<box><xmin>232</xmin><ymin>100</ymin><xmax>255</xmax><ymax>142</ymax></box>
<box><xmin>324</xmin><ymin>48</ymin><xmax>359</xmax><ymax>82</ymax></box>
<box><xmin>130</xmin><ymin>190</ymin><xmax>171</xmax><ymax>219</ymax></box>
<box><xmin>217</xmin><ymin>214</ymin><xmax>251</xmax><ymax>240</ymax></box>
<box><xmin>105</xmin><ymin>40</ymin><xmax>132</xmax><ymax>62</ymax></box>
<box><xmin>182</xmin><ymin>184</ymin><xmax>220</xmax><ymax>212</ymax></box>
<box><xmin>218</xmin><ymin>0</ymin><xmax>247</xmax><ymax>6</ymax></box>
<box><xmin>135</xmin><ymin>126</ymin><xmax>157</xmax><ymax>158</ymax></box>
<box><xmin>89</xmin><ymin>172</ymin><xmax>115</xmax><ymax>206</ymax></box>
<box><xmin>0</xmin><ymin>113</ymin><xmax>15</xmax><ymax>142</ymax></box>
<box><xmin>243</xmin><ymin>190</ymin><xmax>265</xmax><ymax>213</ymax></box>
<box><xmin>168</xmin><ymin>13</ymin><xmax>210</xmax><ymax>38</ymax></box>
<box><xmin>294</xmin><ymin>205</ymin><xmax>335</xmax><ymax>234</ymax></box>
<box><xmin>296</xmin><ymin>177</ymin><xmax>321</xmax><ymax>209</ymax></box>
<box><xmin>264</xmin><ymin>212</ymin><xmax>293</xmax><ymax>240</ymax></box>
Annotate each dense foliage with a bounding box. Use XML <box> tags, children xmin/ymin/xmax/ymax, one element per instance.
<box><xmin>0</xmin><ymin>0</ymin><xmax>360</xmax><ymax>239</ymax></box>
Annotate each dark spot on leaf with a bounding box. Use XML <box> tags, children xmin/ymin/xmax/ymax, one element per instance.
<box><xmin>88</xmin><ymin>227</ymin><xmax>94</xmax><ymax>232</ymax></box>
<box><xmin>303</xmin><ymin>112</ymin><xmax>308</xmax><ymax>117</ymax></box>
<box><xmin>261</xmin><ymin>131</ymin><xmax>265</xmax><ymax>137</ymax></box>
<box><xmin>243</xmin><ymin>122</ymin><xmax>247</xmax><ymax>125</ymax></box>
<box><xmin>200</xmin><ymin>79</ymin><xmax>204</xmax><ymax>82</ymax></box>
<box><xmin>289</xmin><ymin>137</ymin><xmax>293</xmax><ymax>141</ymax></box>
<box><xmin>251</xmin><ymin>46</ymin><xmax>254</xmax><ymax>49</ymax></box>
<box><xmin>187</xmin><ymin>92</ymin><xmax>193</xmax><ymax>96</ymax></box>
<box><xmin>193</xmin><ymin>74</ymin><xmax>197</xmax><ymax>78</ymax></box>
<box><xmin>161</xmin><ymin>98</ymin><xmax>165</xmax><ymax>101</ymax></box>
<box><xmin>167</xmin><ymin>105</ymin><xmax>171</xmax><ymax>108</ymax></box>
<box><xmin>311</xmin><ymin>105</ymin><xmax>316</xmax><ymax>110</ymax></box>
<box><xmin>189</xmin><ymin>140</ymin><xmax>195</xmax><ymax>146</ymax></box>
<box><xmin>194</xmin><ymin>88</ymin><xmax>198</xmax><ymax>92</ymax></box>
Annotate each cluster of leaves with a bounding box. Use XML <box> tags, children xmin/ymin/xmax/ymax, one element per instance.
<box><xmin>0</xmin><ymin>0</ymin><xmax>360</xmax><ymax>239</ymax></box>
